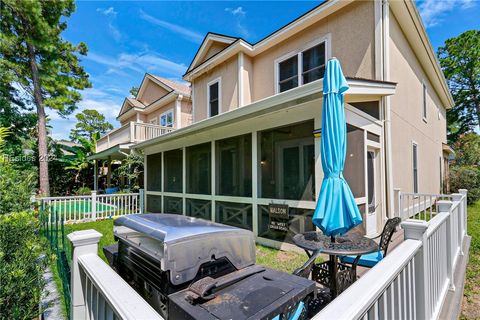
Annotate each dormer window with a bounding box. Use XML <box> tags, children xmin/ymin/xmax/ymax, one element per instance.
<box><xmin>276</xmin><ymin>39</ymin><xmax>327</xmax><ymax>93</ymax></box>
<box><xmin>208</xmin><ymin>78</ymin><xmax>221</xmax><ymax>117</ymax></box>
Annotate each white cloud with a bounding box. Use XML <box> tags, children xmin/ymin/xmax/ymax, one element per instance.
<box><xmin>418</xmin><ymin>0</ymin><xmax>476</xmax><ymax>27</ymax></box>
<box><xmin>84</xmin><ymin>51</ymin><xmax>187</xmax><ymax>77</ymax></box>
<box><xmin>225</xmin><ymin>7</ymin><xmax>249</xmax><ymax>38</ymax></box>
<box><xmin>225</xmin><ymin>6</ymin><xmax>246</xmax><ymax>17</ymax></box>
<box><xmin>96</xmin><ymin>7</ymin><xmax>117</xmax><ymax>17</ymax></box>
<box><xmin>138</xmin><ymin>9</ymin><xmax>203</xmax><ymax>43</ymax></box>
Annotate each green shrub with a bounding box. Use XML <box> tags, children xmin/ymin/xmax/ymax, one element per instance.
<box><xmin>0</xmin><ymin>211</ymin><xmax>47</xmax><ymax>319</ymax></box>
<box><xmin>75</xmin><ymin>186</ymin><xmax>91</xmax><ymax>195</ymax></box>
<box><xmin>450</xmin><ymin>165</ymin><xmax>480</xmax><ymax>204</ymax></box>
<box><xmin>0</xmin><ymin>161</ymin><xmax>37</xmax><ymax>214</ymax></box>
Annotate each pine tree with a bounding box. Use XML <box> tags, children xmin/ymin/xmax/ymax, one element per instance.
<box><xmin>0</xmin><ymin>0</ymin><xmax>91</xmax><ymax>195</ymax></box>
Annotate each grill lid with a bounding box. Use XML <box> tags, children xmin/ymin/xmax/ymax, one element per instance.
<box><xmin>114</xmin><ymin>214</ymin><xmax>256</xmax><ymax>285</ymax></box>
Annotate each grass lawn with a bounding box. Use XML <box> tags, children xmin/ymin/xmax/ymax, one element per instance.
<box><xmin>461</xmin><ymin>201</ymin><xmax>480</xmax><ymax>319</ymax></box>
<box><xmin>64</xmin><ymin>218</ymin><xmax>309</xmax><ymax>274</ymax></box>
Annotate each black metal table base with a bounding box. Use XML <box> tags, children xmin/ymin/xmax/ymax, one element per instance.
<box><xmin>311</xmin><ymin>259</ymin><xmax>357</xmax><ymax>298</ymax></box>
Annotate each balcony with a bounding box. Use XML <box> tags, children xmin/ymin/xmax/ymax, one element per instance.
<box><xmin>96</xmin><ymin>122</ymin><xmax>174</xmax><ymax>153</ymax></box>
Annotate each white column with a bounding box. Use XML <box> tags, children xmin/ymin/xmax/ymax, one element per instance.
<box><xmin>393</xmin><ymin>188</ymin><xmax>401</xmax><ymax>218</ymax></box>
<box><xmin>451</xmin><ymin>193</ymin><xmax>464</xmax><ymax>256</ymax></box>
<box><xmin>68</xmin><ymin>229</ymin><xmax>102</xmax><ymax>320</ymax></box>
<box><xmin>94</xmin><ymin>160</ymin><xmax>98</xmax><ymax>191</ymax></box>
<box><xmin>438</xmin><ymin>200</ymin><xmax>455</xmax><ymax>291</ymax></box>
<box><xmin>401</xmin><ymin>219</ymin><xmax>429</xmax><ymax>320</ymax></box>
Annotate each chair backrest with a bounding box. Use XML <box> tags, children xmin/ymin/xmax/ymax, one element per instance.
<box><xmin>378</xmin><ymin>217</ymin><xmax>401</xmax><ymax>256</ymax></box>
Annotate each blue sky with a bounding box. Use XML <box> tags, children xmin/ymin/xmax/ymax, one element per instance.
<box><xmin>50</xmin><ymin>0</ymin><xmax>480</xmax><ymax>140</ymax></box>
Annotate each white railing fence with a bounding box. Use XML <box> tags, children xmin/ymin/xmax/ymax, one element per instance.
<box><xmin>133</xmin><ymin>122</ymin><xmax>174</xmax><ymax>142</ymax></box>
<box><xmin>38</xmin><ymin>190</ymin><xmax>145</xmax><ymax>224</ymax></box>
<box><xmin>315</xmin><ymin>189</ymin><xmax>468</xmax><ymax>320</ymax></box>
<box><xmin>68</xmin><ymin>230</ymin><xmax>163</xmax><ymax>320</ymax></box>
<box><xmin>398</xmin><ymin>191</ymin><xmax>452</xmax><ymax>220</ymax></box>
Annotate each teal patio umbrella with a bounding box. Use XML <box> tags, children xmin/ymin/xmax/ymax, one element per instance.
<box><xmin>312</xmin><ymin>58</ymin><xmax>362</xmax><ymax>237</ymax></box>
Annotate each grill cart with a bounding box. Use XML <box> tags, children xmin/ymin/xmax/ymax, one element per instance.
<box><xmin>104</xmin><ymin>214</ymin><xmax>315</xmax><ymax>319</ymax></box>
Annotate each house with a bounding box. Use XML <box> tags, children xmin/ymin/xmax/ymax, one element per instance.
<box><xmin>91</xmin><ymin>0</ymin><xmax>454</xmax><ymax>247</ymax></box>
<box><xmin>89</xmin><ymin>74</ymin><xmax>192</xmax><ymax>190</ymax></box>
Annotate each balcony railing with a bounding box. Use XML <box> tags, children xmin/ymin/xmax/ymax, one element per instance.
<box><xmin>96</xmin><ymin>122</ymin><xmax>174</xmax><ymax>153</ymax></box>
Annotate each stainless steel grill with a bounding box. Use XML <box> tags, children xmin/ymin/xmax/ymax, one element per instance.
<box><xmin>104</xmin><ymin>214</ymin><xmax>315</xmax><ymax>319</ymax></box>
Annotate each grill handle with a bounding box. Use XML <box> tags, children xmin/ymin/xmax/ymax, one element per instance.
<box><xmin>188</xmin><ymin>265</ymin><xmax>266</xmax><ymax>299</ymax></box>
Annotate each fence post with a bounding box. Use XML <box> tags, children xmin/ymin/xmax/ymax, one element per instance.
<box><xmin>438</xmin><ymin>200</ymin><xmax>455</xmax><ymax>292</ymax></box>
<box><xmin>401</xmin><ymin>219</ymin><xmax>429</xmax><ymax>320</ymax></box>
<box><xmin>459</xmin><ymin>189</ymin><xmax>468</xmax><ymax>237</ymax></box>
<box><xmin>67</xmin><ymin>229</ymin><xmax>102</xmax><ymax>320</ymax></box>
<box><xmin>139</xmin><ymin>189</ymin><xmax>145</xmax><ymax>214</ymax></box>
<box><xmin>91</xmin><ymin>191</ymin><xmax>97</xmax><ymax>221</ymax></box>
<box><xmin>451</xmin><ymin>193</ymin><xmax>464</xmax><ymax>256</ymax></box>
<box><xmin>394</xmin><ymin>188</ymin><xmax>401</xmax><ymax>218</ymax></box>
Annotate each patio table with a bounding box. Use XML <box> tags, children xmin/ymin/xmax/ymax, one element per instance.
<box><xmin>293</xmin><ymin>232</ymin><xmax>377</xmax><ymax>298</ymax></box>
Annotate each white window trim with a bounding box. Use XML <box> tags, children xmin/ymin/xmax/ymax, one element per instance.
<box><xmin>422</xmin><ymin>82</ymin><xmax>427</xmax><ymax>122</ymax></box>
<box><xmin>274</xmin><ymin>34</ymin><xmax>331</xmax><ymax>94</ymax></box>
<box><xmin>159</xmin><ymin>109</ymin><xmax>174</xmax><ymax>127</ymax></box>
<box><xmin>412</xmin><ymin>141</ymin><xmax>418</xmax><ymax>193</ymax></box>
<box><xmin>207</xmin><ymin>77</ymin><xmax>222</xmax><ymax>118</ymax></box>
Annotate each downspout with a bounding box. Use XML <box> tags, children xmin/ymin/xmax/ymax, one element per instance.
<box><xmin>382</xmin><ymin>0</ymin><xmax>395</xmax><ymax>218</ymax></box>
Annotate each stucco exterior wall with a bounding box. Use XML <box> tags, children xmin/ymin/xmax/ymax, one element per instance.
<box><xmin>138</xmin><ymin>80</ymin><xmax>169</xmax><ymax>105</ymax></box>
<box><xmin>181</xmin><ymin>100</ymin><xmax>193</xmax><ymax>127</ymax></box>
<box><xmin>192</xmin><ymin>56</ymin><xmax>238</xmax><ymax>122</ymax></box>
<box><xmin>251</xmin><ymin>0</ymin><xmax>375</xmax><ymax>101</ymax></box>
<box><xmin>389</xmin><ymin>12</ymin><xmax>447</xmax><ymax>195</ymax></box>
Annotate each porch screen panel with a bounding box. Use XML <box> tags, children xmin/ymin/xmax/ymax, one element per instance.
<box><xmin>186</xmin><ymin>198</ymin><xmax>211</xmax><ymax>220</ymax></box>
<box><xmin>186</xmin><ymin>143</ymin><xmax>211</xmax><ymax>194</ymax></box>
<box><xmin>146</xmin><ymin>153</ymin><xmax>162</xmax><ymax>191</ymax></box>
<box><xmin>215</xmin><ymin>134</ymin><xmax>252</xmax><ymax>197</ymax></box>
<box><xmin>146</xmin><ymin>195</ymin><xmax>162</xmax><ymax>213</ymax></box>
<box><xmin>215</xmin><ymin>201</ymin><xmax>252</xmax><ymax>230</ymax></box>
<box><xmin>164</xmin><ymin>149</ymin><xmax>183</xmax><ymax>193</ymax></box>
<box><xmin>259</xmin><ymin>120</ymin><xmax>315</xmax><ymax>201</ymax></box>
<box><xmin>164</xmin><ymin>196</ymin><xmax>183</xmax><ymax>214</ymax></box>
<box><xmin>343</xmin><ymin>124</ymin><xmax>365</xmax><ymax>198</ymax></box>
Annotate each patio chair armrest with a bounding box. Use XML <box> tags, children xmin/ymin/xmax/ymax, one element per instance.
<box><xmin>293</xmin><ymin>251</ymin><xmax>321</xmax><ymax>279</ymax></box>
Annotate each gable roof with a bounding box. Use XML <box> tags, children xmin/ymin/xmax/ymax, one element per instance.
<box><xmin>117</xmin><ymin>98</ymin><xmax>146</xmax><ymax>118</ymax></box>
<box><xmin>149</xmin><ymin>75</ymin><xmax>191</xmax><ymax>96</ymax></box>
<box><xmin>183</xmin><ymin>0</ymin><xmax>453</xmax><ymax>108</ymax></box>
<box><xmin>186</xmin><ymin>32</ymin><xmax>239</xmax><ymax>73</ymax></box>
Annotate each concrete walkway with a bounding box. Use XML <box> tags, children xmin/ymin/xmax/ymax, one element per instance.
<box><xmin>41</xmin><ymin>268</ymin><xmax>65</xmax><ymax>320</ymax></box>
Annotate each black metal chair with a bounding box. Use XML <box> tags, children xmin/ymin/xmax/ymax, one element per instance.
<box><xmin>340</xmin><ymin>217</ymin><xmax>401</xmax><ymax>268</ymax></box>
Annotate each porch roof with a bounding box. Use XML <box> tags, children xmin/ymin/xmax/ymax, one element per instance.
<box><xmin>133</xmin><ymin>78</ymin><xmax>396</xmax><ymax>150</ymax></box>
<box><xmin>88</xmin><ymin>144</ymin><xmax>132</xmax><ymax>161</ymax></box>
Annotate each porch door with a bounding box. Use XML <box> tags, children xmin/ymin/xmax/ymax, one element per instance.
<box><xmin>366</xmin><ymin>148</ymin><xmax>381</xmax><ymax>236</ymax></box>
<box><xmin>275</xmin><ymin>138</ymin><xmax>314</xmax><ymax>200</ymax></box>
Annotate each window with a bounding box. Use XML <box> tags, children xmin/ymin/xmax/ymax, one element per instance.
<box><xmin>208</xmin><ymin>80</ymin><xmax>220</xmax><ymax>117</ymax></box>
<box><xmin>259</xmin><ymin>120</ymin><xmax>315</xmax><ymax>200</ymax></box>
<box><xmin>146</xmin><ymin>153</ymin><xmax>162</xmax><ymax>191</ymax></box>
<box><xmin>215</xmin><ymin>134</ymin><xmax>252</xmax><ymax>197</ymax></box>
<box><xmin>422</xmin><ymin>83</ymin><xmax>427</xmax><ymax>120</ymax></box>
<box><xmin>186</xmin><ymin>143</ymin><xmax>211</xmax><ymax>194</ymax></box>
<box><xmin>413</xmin><ymin>143</ymin><xmax>418</xmax><ymax>193</ymax></box>
<box><xmin>302</xmin><ymin>43</ymin><xmax>326</xmax><ymax>84</ymax></box>
<box><xmin>160</xmin><ymin>110</ymin><xmax>174</xmax><ymax>127</ymax></box>
<box><xmin>164</xmin><ymin>149</ymin><xmax>183</xmax><ymax>193</ymax></box>
<box><xmin>277</xmin><ymin>41</ymin><xmax>326</xmax><ymax>93</ymax></box>
<box><xmin>278</xmin><ymin>55</ymin><xmax>298</xmax><ymax>92</ymax></box>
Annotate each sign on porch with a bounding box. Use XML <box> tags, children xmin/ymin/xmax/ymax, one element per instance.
<box><xmin>268</xmin><ymin>203</ymin><xmax>289</xmax><ymax>232</ymax></box>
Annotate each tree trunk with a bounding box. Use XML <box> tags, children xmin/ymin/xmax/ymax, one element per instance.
<box><xmin>28</xmin><ymin>43</ymin><xmax>50</xmax><ymax>196</ymax></box>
